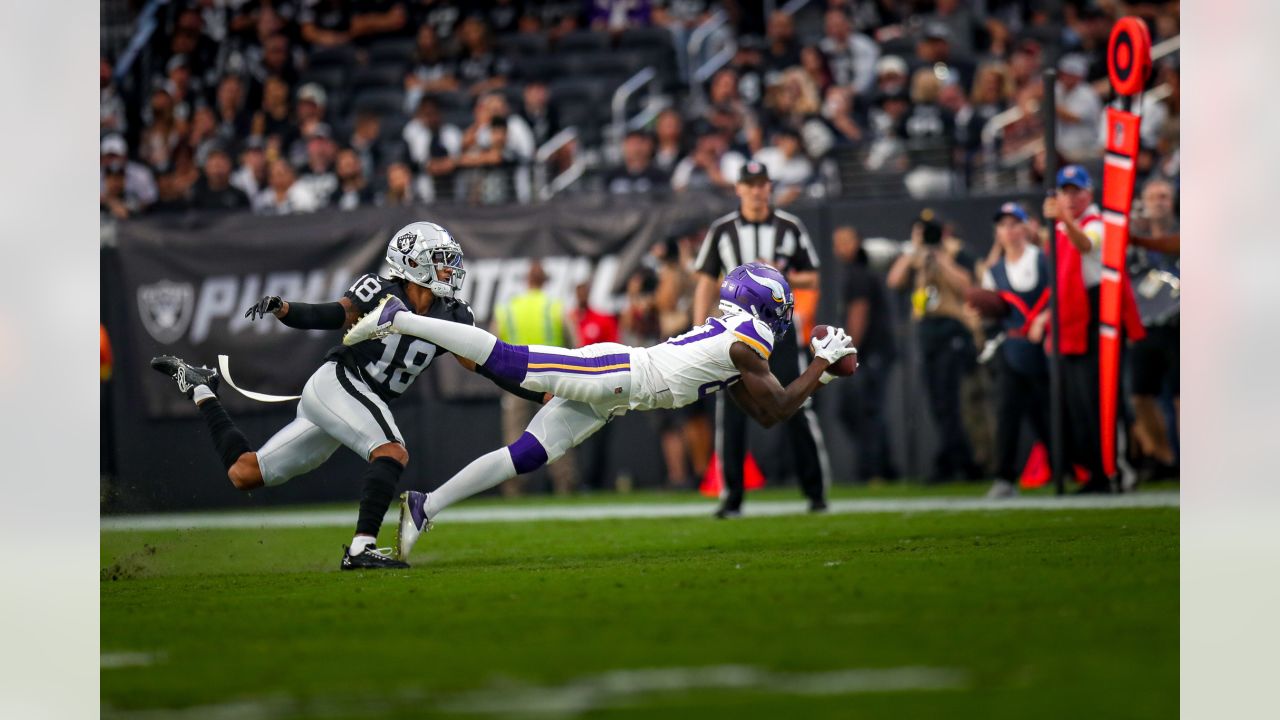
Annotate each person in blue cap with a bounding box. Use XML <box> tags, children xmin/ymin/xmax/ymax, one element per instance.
<box><xmin>977</xmin><ymin>202</ymin><xmax>1052</xmax><ymax>498</ymax></box>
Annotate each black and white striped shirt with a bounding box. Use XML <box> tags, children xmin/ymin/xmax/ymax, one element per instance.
<box><xmin>693</xmin><ymin>209</ymin><xmax>820</xmax><ymax>279</ymax></box>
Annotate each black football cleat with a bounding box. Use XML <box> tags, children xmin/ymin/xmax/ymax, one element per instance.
<box><xmin>150</xmin><ymin>355</ymin><xmax>220</xmax><ymax>398</ymax></box>
<box><xmin>340</xmin><ymin>544</ymin><xmax>410</xmax><ymax>571</ymax></box>
<box><xmin>713</xmin><ymin>505</ymin><xmax>742</xmax><ymax>520</ymax></box>
<box><xmin>808</xmin><ymin>499</ymin><xmax>829</xmax><ymax>513</ymax></box>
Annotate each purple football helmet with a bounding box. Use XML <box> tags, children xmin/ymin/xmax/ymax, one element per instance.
<box><xmin>719</xmin><ymin>262</ymin><xmax>795</xmax><ymax>336</ymax></box>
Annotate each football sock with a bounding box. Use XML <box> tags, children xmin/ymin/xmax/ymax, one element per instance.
<box><xmin>425</xmin><ymin>448</ymin><xmax>517</xmax><ymax>520</ymax></box>
<box><xmin>192</xmin><ymin>385</ymin><xmax>216</xmax><ymax>405</ymax></box>
<box><xmin>349</xmin><ymin>534</ymin><xmax>377</xmax><ymax>556</ymax></box>
<box><xmin>196</xmin><ymin>397</ymin><xmax>252</xmax><ymax>471</ymax></box>
<box><xmin>392</xmin><ymin>312</ymin><xmax>497</xmax><ymax>365</ymax></box>
<box><xmin>354</xmin><ymin>456</ymin><xmax>404</xmax><ymax>540</ymax></box>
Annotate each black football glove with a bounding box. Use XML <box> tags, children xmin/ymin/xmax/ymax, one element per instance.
<box><xmin>245</xmin><ymin>295</ymin><xmax>284</xmax><ymax>322</ymax></box>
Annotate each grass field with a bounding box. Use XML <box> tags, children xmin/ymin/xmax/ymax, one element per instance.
<box><xmin>101</xmin><ymin>490</ymin><xmax>1178</xmax><ymax>719</ymax></box>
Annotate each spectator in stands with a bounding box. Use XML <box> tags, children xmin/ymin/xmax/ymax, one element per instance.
<box><xmin>100</xmin><ymin>168</ymin><xmax>132</xmax><ymax>220</ymax></box>
<box><xmin>820</xmin><ymin>8</ymin><xmax>880</xmax><ymax>95</ymax></box>
<box><xmin>874</xmin><ymin>55</ymin><xmax>909</xmax><ymax>96</ymax></box>
<box><xmin>295</xmin><ymin>124</ymin><xmax>339</xmax><ymax>208</ymax></box>
<box><xmin>519</xmin><ymin>80</ymin><xmax>560</xmax><ymax>148</ymax></box>
<box><xmin>1054</xmin><ymin>54</ymin><xmax>1102</xmax><ymax>162</ymax></box>
<box><xmin>100</xmin><ymin>134</ymin><xmax>157</xmax><ymax>213</ymax></box>
<box><xmin>912</xmin><ymin>22</ymin><xmax>973</xmax><ymax>93</ymax></box>
<box><xmin>958</xmin><ymin>63</ymin><xmax>1012</xmax><ymax>157</ymax></box>
<box><xmin>377</xmin><ymin>161</ymin><xmax>421</xmax><ymax>207</ymax></box>
<box><xmin>251</xmin><ymin>75</ymin><xmax>296</xmax><ymax>158</ymax></box>
<box><xmin>530</xmin><ymin>0</ymin><xmax>584</xmax><ymax>43</ymax></box>
<box><xmin>485</xmin><ymin>0</ymin><xmax>523</xmax><ymax>35</ymax></box>
<box><xmin>253</xmin><ymin>158</ymin><xmax>318</xmax><ymax>215</ymax></box>
<box><xmin>187</xmin><ymin>107</ymin><xmax>221</xmax><ymax>168</ymax></box>
<box><xmin>901</xmin><ymin>68</ymin><xmax>957</xmax><ymax>197</ymax></box>
<box><xmin>139</xmin><ymin>89</ymin><xmax>183</xmax><ymax>175</ymax></box>
<box><xmin>728</xmin><ymin>35</ymin><xmax>767</xmax><ymax>106</ymax></box>
<box><xmin>329</xmin><ymin>148</ymin><xmax>375</xmax><ymax>210</ymax></box>
<box><xmin>799</xmin><ymin>44</ymin><xmax>834</xmax><ymax>96</ymax></box>
<box><xmin>466</xmin><ymin>92</ymin><xmax>536</xmax><ymax>161</ymax></box>
<box><xmin>189</xmin><ymin>146</ymin><xmax>251</xmax><ymax>211</ymax></box>
<box><xmin>606</xmin><ymin>130</ymin><xmax>669</xmax><ymax>195</ymax></box>
<box><xmin>457</xmin><ymin>117</ymin><xmax>530</xmax><ymax>204</ymax></box>
<box><xmin>404</xmin><ymin>96</ymin><xmax>463</xmax><ymax>202</ymax></box>
<box><xmin>886</xmin><ymin>211</ymin><xmax>982</xmax><ymax>484</ymax></box>
<box><xmin>652</xmin><ymin>108</ymin><xmax>686</xmax><ymax>173</ymax></box>
<box><xmin>702</xmin><ymin>68</ymin><xmax>756</xmax><ymax>150</ymax></box>
<box><xmin>762</xmin><ymin>69</ymin><xmax>835</xmax><ymax>159</ymax></box>
<box><xmin>753</xmin><ymin>127</ymin><xmax>813</xmax><ymax>206</ymax></box>
<box><xmin>288</xmin><ymin>83</ymin><xmax>329</xmax><ymax>166</ymax></box>
<box><xmin>763</xmin><ymin>10</ymin><xmax>801</xmax><ymax>81</ymax></box>
<box><xmin>403</xmin><ymin>24</ymin><xmax>459</xmax><ymax>113</ymax></box>
<box><xmin>822</xmin><ymin>85</ymin><xmax>864</xmax><ymax>147</ymax></box>
<box><xmin>161</xmin><ymin>54</ymin><xmax>198</xmax><ymax>126</ymax></box>
<box><xmin>653</xmin><ymin>0</ymin><xmax>713</xmax><ymax>80</ymax></box>
<box><xmin>101</xmin><ymin>56</ymin><xmax>127</xmax><ymax>135</ymax></box>
<box><xmin>589</xmin><ymin>0</ymin><xmax>652</xmax><ymax>31</ymax></box>
<box><xmin>213</xmin><ymin>74</ymin><xmax>251</xmax><ymax>145</ymax></box>
<box><xmin>412</xmin><ymin>0</ymin><xmax>465</xmax><ymax>41</ymax></box>
<box><xmin>922</xmin><ymin>0</ymin><xmax>977</xmax><ymax>56</ymax></box>
<box><xmin>832</xmin><ymin>225</ymin><xmax>898</xmax><ymax>484</ymax></box>
<box><xmin>456</xmin><ymin>16</ymin><xmax>511</xmax><ymax>96</ymax></box>
<box><xmin>231</xmin><ymin>137</ymin><xmax>267</xmax><ymax>199</ymax></box>
<box><xmin>156</xmin><ymin>144</ymin><xmax>201</xmax><ymax>208</ymax></box>
<box><xmin>670</xmin><ymin>128</ymin><xmax>745</xmax><ymax>193</ymax></box>
<box><xmin>865</xmin><ymin>89</ymin><xmax>911</xmax><ymax>171</ymax></box>
<box><xmin>300</xmin><ymin>0</ymin><xmax>353</xmax><ymax>48</ymax></box>
<box><xmin>347</xmin><ymin>111</ymin><xmax>383</xmax><ymax>183</ymax></box>
<box><xmin>977</xmin><ymin>203</ymin><xmax>1052</xmax><ymax>498</ymax></box>
<box><xmin>250</xmin><ymin>33</ymin><xmax>299</xmax><ymax>90</ymax></box>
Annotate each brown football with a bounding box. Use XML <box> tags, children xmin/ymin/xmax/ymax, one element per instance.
<box><xmin>810</xmin><ymin>324</ymin><xmax>858</xmax><ymax>376</ymax></box>
<box><xmin>965</xmin><ymin>287</ymin><xmax>1011</xmax><ymax>319</ymax></box>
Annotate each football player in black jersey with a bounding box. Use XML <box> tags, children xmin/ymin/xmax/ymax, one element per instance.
<box><xmin>151</xmin><ymin>221</ymin><xmax>545</xmax><ymax>570</ymax></box>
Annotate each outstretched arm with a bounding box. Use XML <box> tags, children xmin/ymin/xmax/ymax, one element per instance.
<box><xmin>245</xmin><ymin>295</ymin><xmax>350</xmax><ymax>330</ymax></box>
<box><xmin>727</xmin><ymin>343</ymin><xmax>828</xmax><ymax>428</ymax></box>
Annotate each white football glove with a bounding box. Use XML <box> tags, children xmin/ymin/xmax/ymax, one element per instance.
<box><xmin>810</xmin><ymin>327</ymin><xmax>855</xmax><ymax>365</ymax></box>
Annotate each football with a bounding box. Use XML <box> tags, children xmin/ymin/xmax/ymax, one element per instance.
<box><xmin>965</xmin><ymin>287</ymin><xmax>1011</xmax><ymax>319</ymax></box>
<box><xmin>810</xmin><ymin>324</ymin><xmax>858</xmax><ymax>376</ymax></box>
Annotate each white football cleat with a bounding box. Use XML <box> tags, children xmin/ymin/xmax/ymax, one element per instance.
<box><xmin>343</xmin><ymin>294</ymin><xmax>407</xmax><ymax>346</ymax></box>
<box><xmin>394</xmin><ymin>490</ymin><xmax>433</xmax><ymax>561</ymax></box>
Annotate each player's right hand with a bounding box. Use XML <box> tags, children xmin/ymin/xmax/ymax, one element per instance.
<box><xmin>810</xmin><ymin>327</ymin><xmax>855</xmax><ymax>365</ymax></box>
<box><xmin>245</xmin><ymin>295</ymin><xmax>284</xmax><ymax>322</ymax></box>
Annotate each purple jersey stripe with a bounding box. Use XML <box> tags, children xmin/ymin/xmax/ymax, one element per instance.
<box><xmin>527</xmin><ymin>351</ymin><xmax>631</xmax><ymax>368</ymax></box>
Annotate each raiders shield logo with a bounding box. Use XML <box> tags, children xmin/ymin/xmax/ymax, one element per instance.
<box><xmin>137</xmin><ymin>280</ymin><xmax>195</xmax><ymax>344</ymax></box>
<box><xmin>394</xmin><ymin>232</ymin><xmax>416</xmax><ymax>254</ymax></box>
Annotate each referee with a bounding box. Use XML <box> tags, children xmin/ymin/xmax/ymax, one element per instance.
<box><xmin>692</xmin><ymin>161</ymin><xmax>830</xmax><ymax>517</ymax></box>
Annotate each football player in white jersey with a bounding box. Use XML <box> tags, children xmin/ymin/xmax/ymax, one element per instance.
<box><xmin>341</xmin><ymin>262</ymin><xmax>858</xmax><ymax>559</ymax></box>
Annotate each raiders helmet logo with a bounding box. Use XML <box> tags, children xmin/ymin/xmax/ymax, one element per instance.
<box><xmin>394</xmin><ymin>232</ymin><xmax>417</xmax><ymax>254</ymax></box>
<box><xmin>137</xmin><ymin>279</ymin><xmax>195</xmax><ymax>344</ymax></box>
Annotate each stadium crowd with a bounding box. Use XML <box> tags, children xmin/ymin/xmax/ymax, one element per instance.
<box><xmin>101</xmin><ymin>0</ymin><xmax>1181</xmax><ymax>219</ymax></box>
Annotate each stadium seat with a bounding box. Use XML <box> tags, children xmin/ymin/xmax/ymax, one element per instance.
<box><xmin>424</xmin><ymin>90</ymin><xmax>471</xmax><ymax>112</ymax></box>
<box><xmin>558</xmin><ymin>52</ymin><xmax>631</xmax><ymax>85</ymax></box>
<box><xmin>509</xmin><ymin>55</ymin><xmax>559</xmax><ymax>82</ymax></box>
<box><xmin>556</xmin><ymin>30</ymin><xmax>610</xmax><ymax>54</ymax></box>
<box><xmin>496</xmin><ymin>32</ymin><xmax>549</xmax><ymax>57</ymax></box>
<box><xmin>352</xmin><ymin>88</ymin><xmax>406</xmax><ymax>117</ymax></box>
<box><xmin>369</xmin><ymin>37</ymin><xmax>417</xmax><ymax>65</ymax></box>
<box><xmin>309</xmin><ymin>45</ymin><xmax>358</xmax><ymax>69</ymax></box>
<box><xmin>350</xmin><ymin>63</ymin><xmax>407</xmax><ymax>90</ymax></box>
<box><xmin>616</xmin><ymin>27</ymin><xmax>674</xmax><ymax>51</ymax></box>
<box><xmin>300</xmin><ymin>65</ymin><xmax>348</xmax><ymax>93</ymax></box>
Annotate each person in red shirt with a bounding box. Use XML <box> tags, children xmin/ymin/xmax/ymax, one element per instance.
<box><xmin>1035</xmin><ymin>165</ymin><xmax>1144</xmax><ymax>493</ymax></box>
<box><xmin>569</xmin><ymin>281</ymin><xmax>619</xmax><ymax>347</ymax></box>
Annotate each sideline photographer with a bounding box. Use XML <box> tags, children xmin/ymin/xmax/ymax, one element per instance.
<box><xmin>887</xmin><ymin>211</ymin><xmax>982</xmax><ymax>483</ymax></box>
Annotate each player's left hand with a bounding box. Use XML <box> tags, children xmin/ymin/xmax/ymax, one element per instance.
<box><xmin>245</xmin><ymin>295</ymin><xmax>284</xmax><ymax>322</ymax></box>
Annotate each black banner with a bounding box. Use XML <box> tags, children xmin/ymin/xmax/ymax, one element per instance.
<box><xmin>114</xmin><ymin>193</ymin><xmax>730</xmax><ymax>418</ymax></box>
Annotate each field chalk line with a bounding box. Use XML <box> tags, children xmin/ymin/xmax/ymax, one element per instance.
<box><xmin>102</xmin><ymin>492</ymin><xmax>1178</xmax><ymax>532</ymax></box>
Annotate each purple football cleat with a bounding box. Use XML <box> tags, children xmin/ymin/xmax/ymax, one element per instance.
<box><xmin>393</xmin><ymin>490</ymin><xmax>432</xmax><ymax>561</ymax></box>
<box><xmin>343</xmin><ymin>294</ymin><xmax>408</xmax><ymax>346</ymax></box>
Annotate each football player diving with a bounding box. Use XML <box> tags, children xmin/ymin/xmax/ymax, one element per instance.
<box><xmin>150</xmin><ymin>222</ymin><xmax>547</xmax><ymax>570</ymax></box>
<box><xmin>341</xmin><ymin>262</ymin><xmax>859</xmax><ymax>560</ymax></box>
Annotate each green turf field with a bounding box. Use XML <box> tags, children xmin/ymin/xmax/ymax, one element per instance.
<box><xmin>101</xmin><ymin>496</ymin><xmax>1177</xmax><ymax>719</ymax></box>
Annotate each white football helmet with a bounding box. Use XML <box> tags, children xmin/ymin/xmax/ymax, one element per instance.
<box><xmin>385</xmin><ymin>221</ymin><xmax>466</xmax><ymax>298</ymax></box>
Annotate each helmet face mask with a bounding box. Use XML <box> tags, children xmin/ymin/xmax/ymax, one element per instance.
<box><xmin>387</xmin><ymin>221</ymin><xmax>466</xmax><ymax>298</ymax></box>
<box><xmin>718</xmin><ymin>262</ymin><xmax>795</xmax><ymax>337</ymax></box>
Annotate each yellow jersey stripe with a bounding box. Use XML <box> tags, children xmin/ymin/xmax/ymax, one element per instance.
<box><xmin>527</xmin><ymin>362</ymin><xmax>632</xmax><ymax>372</ymax></box>
<box><xmin>733</xmin><ymin>332</ymin><xmax>772</xmax><ymax>359</ymax></box>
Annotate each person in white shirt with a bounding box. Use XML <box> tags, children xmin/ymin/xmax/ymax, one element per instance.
<box><xmin>752</xmin><ymin>127</ymin><xmax>813</xmax><ymax>206</ymax></box>
<box><xmin>253</xmin><ymin>158</ymin><xmax>319</xmax><ymax>215</ymax></box>
<box><xmin>818</xmin><ymin>9</ymin><xmax>879</xmax><ymax>95</ymax></box>
<box><xmin>1054</xmin><ymin>54</ymin><xmax>1103</xmax><ymax>162</ymax></box>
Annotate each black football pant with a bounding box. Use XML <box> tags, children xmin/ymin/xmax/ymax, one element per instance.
<box><xmin>717</xmin><ymin>326</ymin><xmax>829</xmax><ymax>510</ymax></box>
<box><xmin>993</xmin><ymin>362</ymin><xmax>1051</xmax><ymax>483</ymax></box>
<box><xmin>837</xmin><ymin>353</ymin><xmax>898</xmax><ymax>482</ymax></box>
<box><xmin>918</xmin><ymin>318</ymin><xmax>978</xmax><ymax>481</ymax></box>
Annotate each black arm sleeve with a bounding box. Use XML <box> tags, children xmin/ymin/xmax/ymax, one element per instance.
<box><xmin>278</xmin><ymin>301</ymin><xmax>347</xmax><ymax>330</ymax></box>
<box><xmin>475</xmin><ymin>363</ymin><xmax>544</xmax><ymax>404</ymax></box>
